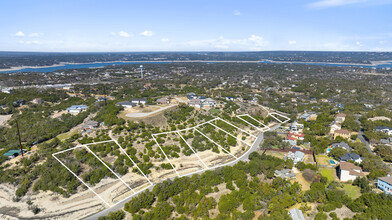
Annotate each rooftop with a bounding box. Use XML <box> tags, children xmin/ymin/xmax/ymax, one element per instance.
<box><xmin>379</xmin><ymin>176</ymin><xmax>392</xmax><ymax>185</ymax></box>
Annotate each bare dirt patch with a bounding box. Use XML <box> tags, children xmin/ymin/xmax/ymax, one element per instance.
<box><xmin>0</xmin><ymin>114</ymin><xmax>12</xmax><ymax>127</ymax></box>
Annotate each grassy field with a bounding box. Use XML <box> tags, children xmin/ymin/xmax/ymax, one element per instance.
<box><xmin>57</xmin><ymin>130</ymin><xmax>78</xmax><ymax>141</ymax></box>
<box><xmin>320</xmin><ymin>168</ymin><xmax>337</xmax><ymax>182</ymax></box>
<box><xmin>264</xmin><ymin>150</ymin><xmax>286</xmax><ymax>159</ymax></box>
<box><xmin>341</xmin><ymin>184</ymin><xmax>361</xmax><ymax>199</ymax></box>
<box><xmin>316</xmin><ymin>155</ymin><xmax>333</xmax><ymax>166</ymax></box>
<box><xmin>209</xmin><ymin>108</ymin><xmax>220</xmax><ymax>114</ymax></box>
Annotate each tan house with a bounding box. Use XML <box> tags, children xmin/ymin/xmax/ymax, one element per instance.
<box><xmin>335</xmin><ymin>113</ymin><xmax>347</xmax><ymax>123</ymax></box>
<box><xmin>338</xmin><ymin>162</ymin><xmax>365</xmax><ymax>181</ymax></box>
<box><xmin>334</xmin><ymin>129</ymin><xmax>351</xmax><ymax>139</ymax></box>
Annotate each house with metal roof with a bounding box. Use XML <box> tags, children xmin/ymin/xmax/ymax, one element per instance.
<box><xmin>3</xmin><ymin>149</ymin><xmax>26</xmax><ymax>159</ymax></box>
<box><xmin>288</xmin><ymin>208</ymin><xmax>305</xmax><ymax>220</ymax></box>
<box><xmin>131</xmin><ymin>98</ymin><xmax>147</xmax><ymax>104</ymax></box>
<box><xmin>378</xmin><ymin>175</ymin><xmax>392</xmax><ymax>195</ymax></box>
<box><xmin>116</xmin><ymin>101</ymin><xmax>136</xmax><ymax>108</ymax></box>
<box><xmin>66</xmin><ymin>105</ymin><xmax>88</xmax><ymax>114</ymax></box>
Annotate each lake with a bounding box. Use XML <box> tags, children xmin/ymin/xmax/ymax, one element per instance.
<box><xmin>1</xmin><ymin>60</ymin><xmax>391</xmax><ymax>73</ymax></box>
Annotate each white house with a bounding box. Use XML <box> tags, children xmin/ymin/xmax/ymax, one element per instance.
<box><xmin>1</xmin><ymin>88</ymin><xmax>12</xmax><ymax>94</ymax></box>
<box><xmin>132</xmin><ymin>98</ymin><xmax>147</xmax><ymax>105</ymax></box>
<box><xmin>116</xmin><ymin>101</ymin><xmax>136</xmax><ymax>108</ymax></box>
<box><xmin>375</xmin><ymin>126</ymin><xmax>392</xmax><ymax>136</ymax></box>
<box><xmin>290</xmin><ymin>121</ymin><xmax>304</xmax><ymax>132</ymax></box>
<box><xmin>225</xmin><ymin>96</ymin><xmax>235</xmax><ymax>101</ymax></box>
<box><xmin>188</xmin><ymin>99</ymin><xmax>203</xmax><ymax>108</ymax></box>
<box><xmin>66</xmin><ymin>105</ymin><xmax>88</xmax><ymax>114</ymax></box>
<box><xmin>330</xmin><ymin>121</ymin><xmax>342</xmax><ymax>134</ymax></box>
<box><xmin>338</xmin><ymin>162</ymin><xmax>365</xmax><ymax>181</ymax></box>
<box><xmin>286</xmin><ymin>151</ymin><xmax>305</xmax><ymax>164</ymax></box>
<box><xmin>203</xmin><ymin>98</ymin><xmax>217</xmax><ymax>107</ymax></box>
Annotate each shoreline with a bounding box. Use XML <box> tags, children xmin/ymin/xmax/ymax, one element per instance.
<box><xmin>1</xmin><ymin>59</ymin><xmax>392</xmax><ymax>72</ymax></box>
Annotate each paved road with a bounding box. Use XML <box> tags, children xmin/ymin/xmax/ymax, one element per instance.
<box><xmin>84</xmin><ymin>123</ymin><xmax>280</xmax><ymax>220</ymax></box>
<box><xmin>354</xmin><ymin>114</ymin><xmax>373</xmax><ymax>154</ymax></box>
<box><xmin>125</xmin><ymin>104</ymin><xmax>177</xmax><ymax>118</ymax></box>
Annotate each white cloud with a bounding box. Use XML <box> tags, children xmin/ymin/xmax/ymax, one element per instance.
<box><xmin>18</xmin><ymin>40</ymin><xmax>41</xmax><ymax>45</ymax></box>
<box><xmin>379</xmin><ymin>40</ymin><xmax>387</xmax><ymax>45</ymax></box>
<box><xmin>307</xmin><ymin>0</ymin><xmax>367</xmax><ymax>8</ymax></box>
<box><xmin>29</xmin><ymin>33</ymin><xmax>43</xmax><ymax>37</ymax></box>
<box><xmin>288</xmin><ymin>40</ymin><xmax>297</xmax><ymax>45</ymax></box>
<box><xmin>215</xmin><ymin>45</ymin><xmax>229</xmax><ymax>49</ymax></box>
<box><xmin>356</xmin><ymin>41</ymin><xmax>363</xmax><ymax>46</ymax></box>
<box><xmin>118</xmin><ymin>31</ymin><xmax>132</xmax><ymax>37</ymax></box>
<box><xmin>233</xmin><ymin>10</ymin><xmax>241</xmax><ymax>16</ymax></box>
<box><xmin>185</xmin><ymin>35</ymin><xmax>268</xmax><ymax>50</ymax></box>
<box><xmin>161</xmin><ymin>38</ymin><xmax>169</xmax><ymax>42</ymax></box>
<box><xmin>13</xmin><ymin>31</ymin><xmax>25</xmax><ymax>37</ymax></box>
<box><xmin>248</xmin><ymin>35</ymin><xmax>268</xmax><ymax>46</ymax></box>
<box><xmin>140</xmin><ymin>30</ymin><xmax>154</xmax><ymax>37</ymax></box>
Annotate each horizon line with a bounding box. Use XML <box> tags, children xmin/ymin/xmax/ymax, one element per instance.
<box><xmin>0</xmin><ymin>50</ymin><xmax>392</xmax><ymax>53</ymax></box>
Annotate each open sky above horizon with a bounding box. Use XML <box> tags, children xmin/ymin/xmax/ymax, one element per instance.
<box><xmin>1</xmin><ymin>0</ymin><xmax>392</xmax><ymax>52</ymax></box>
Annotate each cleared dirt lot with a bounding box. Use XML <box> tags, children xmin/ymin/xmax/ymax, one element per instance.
<box><xmin>0</xmin><ymin>114</ymin><xmax>12</xmax><ymax>127</ymax></box>
<box><xmin>119</xmin><ymin>104</ymin><xmax>177</xmax><ymax>118</ymax></box>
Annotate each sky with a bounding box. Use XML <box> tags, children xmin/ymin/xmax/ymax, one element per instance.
<box><xmin>0</xmin><ymin>0</ymin><xmax>392</xmax><ymax>52</ymax></box>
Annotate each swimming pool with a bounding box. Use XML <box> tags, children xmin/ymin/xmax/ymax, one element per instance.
<box><xmin>329</xmin><ymin>160</ymin><xmax>336</xmax><ymax>165</ymax></box>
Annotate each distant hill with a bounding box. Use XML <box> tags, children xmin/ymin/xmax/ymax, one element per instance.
<box><xmin>1</xmin><ymin>51</ymin><xmax>392</xmax><ymax>69</ymax></box>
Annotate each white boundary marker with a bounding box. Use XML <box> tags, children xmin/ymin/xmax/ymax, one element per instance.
<box><xmin>53</xmin><ymin>112</ymin><xmax>289</xmax><ymax>211</ymax></box>
<box><xmin>237</xmin><ymin>114</ymin><xmax>269</xmax><ymax>128</ymax></box>
<box><xmin>268</xmin><ymin>112</ymin><xmax>290</xmax><ymax>124</ymax></box>
<box><xmin>236</xmin><ymin>115</ymin><xmax>266</xmax><ymax>131</ymax></box>
<box><xmin>216</xmin><ymin>117</ymin><xmax>257</xmax><ymax>138</ymax></box>
<box><xmin>152</xmin><ymin>134</ymin><xmax>181</xmax><ymax>177</ymax></box>
<box><xmin>83</xmin><ymin>145</ymin><xmax>136</xmax><ymax>194</ymax></box>
<box><xmin>194</xmin><ymin>128</ymin><xmax>238</xmax><ymax>159</ymax></box>
<box><xmin>177</xmin><ymin>131</ymin><xmax>209</xmax><ymax>169</ymax></box>
<box><xmin>52</xmin><ymin>139</ymin><xmax>153</xmax><ymax>207</ymax></box>
<box><xmin>112</xmin><ymin>139</ymin><xmax>153</xmax><ymax>185</ymax></box>
<box><xmin>207</xmin><ymin>122</ymin><xmax>251</xmax><ymax>147</ymax></box>
<box><xmin>152</xmin><ymin>117</ymin><xmax>260</xmax><ymax>177</ymax></box>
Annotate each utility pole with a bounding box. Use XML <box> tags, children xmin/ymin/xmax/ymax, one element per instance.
<box><xmin>16</xmin><ymin>119</ymin><xmax>23</xmax><ymax>157</ymax></box>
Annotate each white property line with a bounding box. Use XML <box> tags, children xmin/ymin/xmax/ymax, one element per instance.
<box><xmin>112</xmin><ymin>139</ymin><xmax>153</xmax><ymax>185</ymax></box>
<box><xmin>170</xmin><ymin>129</ymin><xmax>262</xmax><ymax>179</ymax></box>
<box><xmin>176</xmin><ymin>131</ymin><xmax>209</xmax><ymax>170</ymax></box>
<box><xmin>216</xmin><ymin>117</ymin><xmax>257</xmax><ymax>138</ymax></box>
<box><xmin>152</xmin><ymin>134</ymin><xmax>180</xmax><ymax>177</ymax></box>
<box><xmin>237</xmin><ymin>114</ymin><xmax>268</xmax><ymax>128</ymax></box>
<box><xmin>268</xmin><ymin>112</ymin><xmax>290</xmax><ymax>124</ymax></box>
<box><xmin>52</xmin><ymin>139</ymin><xmax>153</xmax><ymax>207</ymax></box>
<box><xmin>194</xmin><ymin>128</ymin><xmax>238</xmax><ymax>159</ymax></box>
<box><xmin>236</xmin><ymin>115</ymin><xmax>266</xmax><ymax>131</ymax></box>
<box><xmin>83</xmin><ymin>145</ymin><xmax>136</xmax><ymax>194</ymax></box>
<box><xmin>52</xmin><ymin>147</ymin><xmax>111</xmax><ymax>207</ymax></box>
<box><xmin>152</xmin><ymin>118</ymin><xmax>218</xmax><ymax>136</ymax></box>
<box><xmin>207</xmin><ymin>122</ymin><xmax>251</xmax><ymax>147</ymax></box>
<box><xmin>53</xmin><ymin>145</ymin><xmax>85</xmax><ymax>155</ymax></box>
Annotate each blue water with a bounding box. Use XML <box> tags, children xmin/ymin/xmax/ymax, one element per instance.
<box><xmin>0</xmin><ymin>61</ymin><xmax>172</xmax><ymax>73</ymax></box>
<box><xmin>260</xmin><ymin>60</ymin><xmax>392</xmax><ymax>69</ymax></box>
<box><xmin>329</xmin><ymin>160</ymin><xmax>336</xmax><ymax>165</ymax></box>
<box><xmin>1</xmin><ymin>60</ymin><xmax>391</xmax><ymax>73</ymax></box>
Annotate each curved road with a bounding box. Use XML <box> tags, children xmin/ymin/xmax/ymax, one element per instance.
<box><xmin>84</xmin><ymin>123</ymin><xmax>280</xmax><ymax>220</ymax></box>
<box><xmin>125</xmin><ymin>104</ymin><xmax>177</xmax><ymax>118</ymax></box>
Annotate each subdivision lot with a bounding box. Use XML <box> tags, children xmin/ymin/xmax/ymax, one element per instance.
<box><xmin>153</xmin><ymin>132</ymin><xmax>206</xmax><ymax>177</ymax></box>
<box><xmin>54</xmin><ymin>145</ymin><xmax>133</xmax><ymax>207</ymax></box>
